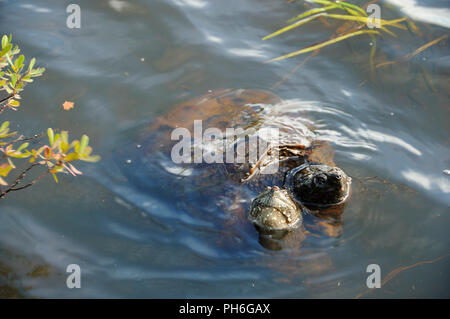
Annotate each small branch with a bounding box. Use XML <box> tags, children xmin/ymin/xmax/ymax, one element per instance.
<box><xmin>0</xmin><ymin>162</ymin><xmax>48</xmax><ymax>199</ymax></box>
<box><xmin>0</xmin><ymin>133</ymin><xmax>44</xmax><ymax>160</ymax></box>
<box><xmin>0</xmin><ymin>94</ymin><xmax>15</xmax><ymax>116</ymax></box>
<box><xmin>0</xmin><ymin>94</ymin><xmax>14</xmax><ymax>105</ymax></box>
<box><xmin>8</xmin><ymin>132</ymin><xmax>44</xmax><ymax>144</ymax></box>
<box><xmin>354</xmin><ymin>252</ymin><xmax>450</xmax><ymax>299</ymax></box>
<box><xmin>271</xmin><ymin>50</ymin><xmax>319</xmax><ymax>89</ymax></box>
<box><xmin>0</xmin><ymin>103</ymin><xmax>8</xmax><ymax>115</ymax></box>
<box><xmin>8</xmin><ymin>170</ymin><xmax>49</xmax><ymax>192</ymax></box>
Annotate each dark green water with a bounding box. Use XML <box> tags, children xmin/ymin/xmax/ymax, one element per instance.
<box><xmin>0</xmin><ymin>0</ymin><xmax>449</xmax><ymax>298</ymax></box>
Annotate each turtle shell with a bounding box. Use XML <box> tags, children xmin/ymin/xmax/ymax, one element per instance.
<box><xmin>133</xmin><ymin>89</ymin><xmax>336</xmax><ymax>195</ymax></box>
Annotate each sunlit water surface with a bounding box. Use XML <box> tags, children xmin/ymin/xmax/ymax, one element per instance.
<box><xmin>0</xmin><ymin>0</ymin><xmax>449</xmax><ymax>298</ymax></box>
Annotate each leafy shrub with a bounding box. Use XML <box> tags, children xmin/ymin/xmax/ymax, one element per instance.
<box><xmin>0</xmin><ymin>35</ymin><xmax>99</xmax><ymax>199</ymax></box>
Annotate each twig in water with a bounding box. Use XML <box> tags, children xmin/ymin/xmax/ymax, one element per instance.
<box><xmin>272</xmin><ymin>50</ymin><xmax>320</xmax><ymax>89</ymax></box>
<box><xmin>354</xmin><ymin>253</ymin><xmax>450</xmax><ymax>299</ymax></box>
<box><xmin>376</xmin><ymin>34</ymin><xmax>448</xmax><ymax>69</ymax></box>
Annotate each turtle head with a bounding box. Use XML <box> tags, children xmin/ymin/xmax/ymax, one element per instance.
<box><xmin>291</xmin><ymin>164</ymin><xmax>351</xmax><ymax>206</ymax></box>
<box><xmin>249</xmin><ymin>186</ymin><xmax>303</xmax><ymax>234</ymax></box>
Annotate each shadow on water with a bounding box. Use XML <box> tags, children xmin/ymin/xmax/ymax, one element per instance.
<box><xmin>0</xmin><ymin>246</ymin><xmax>54</xmax><ymax>299</ymax></box>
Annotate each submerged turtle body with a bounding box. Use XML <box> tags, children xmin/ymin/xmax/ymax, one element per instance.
<box><xmin>132</xmin><ymin>89</ymin><xmax>351</xmax><ymax>243</ymax></box>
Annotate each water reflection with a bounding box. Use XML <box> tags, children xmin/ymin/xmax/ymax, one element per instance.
<box><xmin>19</xmin><ymin>3</ymin><xmax>51</xmax><ymax>13</ymax></box>
<box><xmin>387</xmin><ymin>0</ymin><xmax>450</xmax><ymax>28</ymax></box>
<box><xmin>402</xmin><ymin>169</ymin><xmax>450</xmax><ymax>193</ymax></box>
<box><xmin>108</xmin><ymin>0</ymin><xmax>129</xmax><ymax>12</ymax></box>
<box><xmin>173</xmin><ymin>0</ymin><xmax>208</xmax><ymax>9</ymax></box>
<box><xmin>228</xmin><ymin>48</ymin><xmax>268</xmax><ymax>59</ymax></box>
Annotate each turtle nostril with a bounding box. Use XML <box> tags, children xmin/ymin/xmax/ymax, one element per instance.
<box><xmin>314</xmin><ymin>174</ymin><xmax>327</xmax><ymax>186</ymax></box>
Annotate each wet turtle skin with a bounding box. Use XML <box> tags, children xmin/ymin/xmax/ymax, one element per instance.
<box><xmin>291</xmin><ymin>164</ymin><xmax>351</xmax><ymax>206</ymax></box>
<box><xmin>132</xmin><ymin>89</ymin><xmax>351</xmax><ymax>244</ymax></box>
<box><xmin>249</xmin><ymin>186</ymin><xmax>303</xmax><ymax>232</ymax></box>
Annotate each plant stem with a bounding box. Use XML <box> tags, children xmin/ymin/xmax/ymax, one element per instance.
<box><xmin>0</xmin><ymin>163</ymin><xmax>48</xmax><ymax>199</ymax></box>
<box><xmin>0</xmin><ymin>94</ymin><xmax>14</xmax><ymax>115</ymax></box>
<box><xmin>0</xmin><ymin>94</ymin><xmax>14</xmax><ymax>105</ymax></box>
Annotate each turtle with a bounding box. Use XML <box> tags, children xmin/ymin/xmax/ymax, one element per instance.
<box><xmin>117</xmin><ymin>89</ymin><xmax>351</xmax><ymax>249</ymax></box>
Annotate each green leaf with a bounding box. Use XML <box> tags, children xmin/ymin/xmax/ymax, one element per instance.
<box><xmin>28</xmin><ymin>57</ymin><xmax>36</xmax><ymax>71</ymax></box>
<box><xmin>30</xmin><ymin>67</ymin><xmax>45</xmax><ymax>77</ymax></box>
<box><xmin>79</xmin><ymin>135</ymin><xmax>89</xmax><ymax>155</ymax></box>
<box><xmin>16</xmin><ymin>142</ymin><xmax>29</xmax><ymax>152</ymax></box>
<box><xmin>1</xmin><ymin>35</ymin><xmax>8</xmax><ymax>49</ymax></box>
<box><xmin>15</xmin><ymin>54</ymin><xmax>25</xmax><ymax>69</ymax></box>
<box><xmin>10</xmin><ymin>74</ymin><xmax>17</xmax><ymax>88</ymax></box>
<box><xmin>65</xmin><ymin>152</ymin><xmax>79</xmax><ymax>162</ymax></box>
<box><xmin>61</xmin><ymin>131</ymin><xmax>69</xmax><ymax>144</ymax></box>
<box><xmin>0</xmin><ymin>163</ymin><xmax>13</xmax><ymax>177</ymax></box>
<box><xmin>3</xmin><ymin>84</ymin><xmax>13</xmax><ymax>94</ymax></box>
<box><xmin>47</xmin><ymin>128</ymin><xmax>54</xmax><ymax>145</ymax></box>
<box><xmin>0</xmin><ymin>43</ymin><xmax>12</xmax><ymax>57</ymax></box>
<box><xmin>80</xmin><ymin>155</ymin><xmax>101</xmax><ymax>163</ymax></box>
<box><xmin>0</xmin><ymin>121</ymin><xmax>9</xmax><ymax>131</ymax></box>
<box><xmin>9</xmin><ymin>100</ymin><xmax>20</xmax><ymax>107</ymax></box>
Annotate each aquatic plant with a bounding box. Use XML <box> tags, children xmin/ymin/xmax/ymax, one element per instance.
<box><xmin>263</xmin><ymin>0</ymin><xmax>407</xmax><ymax>71</ymax></box>
<box><xmin>0</xmin><ymin>35</ymin><xmax>100</xmax><ymax>199</ymax></box>
<box><xmin>264</xmin><ymin>0</ymin><xmax>448</xmax><ymax>91</ymax></box>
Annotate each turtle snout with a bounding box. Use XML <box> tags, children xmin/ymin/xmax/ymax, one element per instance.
<box><xmin>292</xmin><ymin>164</ymin><xmax>351</xmax><ymax>206</ymax></box>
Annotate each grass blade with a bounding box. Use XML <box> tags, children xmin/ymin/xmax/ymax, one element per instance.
<box><xmin>337</xmin><ymin>2</ymin><xmax>368</xmax><ymax>16</ymax></box>
<box><xmin>310</xmin><ymin>0</ymin><xmax>335</xmax><ymax>5</ymax></box>
<box><xmin>286</xmin><ymin>5</ymin><xmax>338</xmax><ymax>24</ymax></box>
<box><xmin>410</xmin><ymin>34</ymin><xmax>448</xmax><ymax>56</ymax></box>
<box><xmin>265</xmin><ymin>30</ymin><xmax>380</xmax><ymax>62</ymax></box>
<box><xmin>369</xmin><ymin>34</ymin><xmax>376</xmax><ymax>73</ymax></box>
<box><xmin>263</xmin><ymin>13</ymin><xmax>325</xmax><ymax>40</ymax></box>
<box><xmin>380</xmin><ymin>27</ymin><xmax>397</xmax><ymax>37</ymax></box>
<box><xmin>325</xmin><ymin>14</ymin><xmax>406</xmax><ymax>29</ymax></box>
